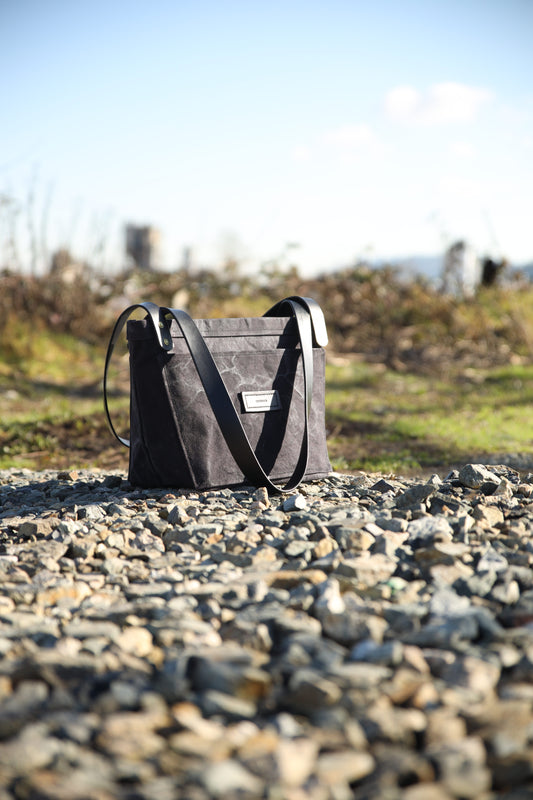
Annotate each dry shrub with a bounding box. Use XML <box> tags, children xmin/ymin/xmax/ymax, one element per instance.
<box><xmin>1</xmin><ymin>263</ymin><xmax>532</xmax><ymax>374</ymax></box>
<box><xmin>287</xmin><ymin>265</ymin><xmax>533</xmax><ymax>372</ymax></box>
<box><xmin>0</xmin><ymin>269</ymin><xmax>107</xmax><ymax>345</ymax></box>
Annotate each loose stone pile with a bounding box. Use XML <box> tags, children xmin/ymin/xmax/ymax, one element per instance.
<box><xmin>0</xmin><ymin>464</ymin><xmax>533</xmax><ymax>799</ymax></box>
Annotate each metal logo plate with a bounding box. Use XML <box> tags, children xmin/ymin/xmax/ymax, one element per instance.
<box><xmin>241</xmin><ymin>390</ymin><xmax>281</xmax><ymax>413</ymax></box>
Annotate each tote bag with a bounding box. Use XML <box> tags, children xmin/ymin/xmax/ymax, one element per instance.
<box><xmin>104</xmin><ymin>296</ymin><xmax>331</xmax><ymax>492</ymax></box>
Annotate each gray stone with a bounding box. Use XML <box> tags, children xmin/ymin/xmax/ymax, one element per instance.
<box><xmin>62</xmin><ymin>619</ymin><xmax>122</xmax><ymax>640</ymax></box>
<box><xmin>124</xmin><ymin>581</ymin><xmax>174</xmax><ymax>599</ymax></box>
<box><xmin>458</xmin><ymin>463</ymin><xmax>500</xmax><ymax>488</ymax></box>
<box><xmin>350</xmin><ymin>639</ymin><xmax>404</xmax><ymax>666</ymax></box>
<box><xmin>0</xmin><ymin>465</ymin><xmax>531</xmax><ymax>799</ymax></box>
<box><xmin>429</xmin><ymin>587</ymin><xmax>472</xmax><ymax>619</ymax></box>
<box><xmin>285</xmin><ymin>668</ymin><xmax>343</xmax><ymax>712</ymax></box>
<box><xmin>427</xmin><ymin>736</ymin><xmax>491</xmax><ymax>798</ymax></box>
<box><xmin>282</xmin><ymin>494</ymin><xmax>308</xmax><ymax>512</ymax></box>
<box><xmin>316</xmin><ymin>748</ymin><xmax>375</xmax><ymax>785</ymax></box>
<box><xmin>200</xmin><ymin>689</ymin><xmax>258</xmax><ymax>719</ymax></box>
<box><xmin>396</xmin><ymin>483</ymin><xmax>439</xmax><ymax>508</ymax></box>
<box><xmin>477</xmin><ymin>547</ymin><xmax>509</xmax><ymax>572</ymax></box>
<box><xmin>407</xmin><ymin>515</ymin><xmax>454</xmax><ymax>543</ymax></box>
<box><xmin>201</xmin><ymin>759</ymin><xmax>263</xmax><ymax>797</ymax></box>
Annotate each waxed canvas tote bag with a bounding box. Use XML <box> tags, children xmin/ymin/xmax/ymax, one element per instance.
<box><xmin>104</xmin><ymin>296</ymin><xmax>332</xmax><ymax>492</ymax></box>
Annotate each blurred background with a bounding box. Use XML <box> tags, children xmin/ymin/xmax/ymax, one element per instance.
<box><xmin>1</xmin><ymin>0</ymin><xmax>532</xmax><ymax>476</ymax></box>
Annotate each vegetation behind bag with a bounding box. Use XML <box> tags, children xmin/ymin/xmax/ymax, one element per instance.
<box><xmin>104</xmin><ymin>296</ymin><xmax>332</xmax><ymax>492</ymax></box>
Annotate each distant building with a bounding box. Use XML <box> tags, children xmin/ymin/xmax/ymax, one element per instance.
<box><xmin>125</xmin><ymin>225</ymin><xmax>160</xmax><ymax>271</ymax></box>
<box><xmin>442</xmin><ymin>240</ymin><xmax>481</xmax><ymax>297</ymax></box>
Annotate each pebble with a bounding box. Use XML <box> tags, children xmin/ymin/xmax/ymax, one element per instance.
<box><xmin>0</xmin><ymin>463</ymin><xmax>532</xmax><ymax>798</ymax></box>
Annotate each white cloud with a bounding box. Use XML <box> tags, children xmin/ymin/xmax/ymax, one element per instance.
<box><xmin>438</xmin><ymin>174</ymin><xmax>482</xmax><ymax>199</ymax></box>
<box><xmin>384</xmin><ymin>82</ymin><xmax>493</xmax><ymax>125</ymax></box>
<box><xmin>291</xmin><ymin>145</ymin><xmax>312</xmax><ymax>161</ymax></box>
<box><xmin>320</xmin><ymin>123</ymin><xmax>386</xmax><ymax>163</ymax></box>
<box><xmin>384</xmin><ymin>86</ymin><xmax>420</xmax><ymax>121</ymax></box>
<box><xmin>450</xmin><ymin>141</ymin><xmax>476</xmax><ymax>158</ymax></box>
<box><xmin>323</xmin><ymin>123</ymin><xmax>376</xmax><ymax>148</ymax></box>
<box><xmin>291</xmin><ymin>123</ymin><xmax>382</xmax><ymax>166</ymax></box>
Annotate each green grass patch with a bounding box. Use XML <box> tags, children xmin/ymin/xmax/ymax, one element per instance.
<box><xmin>325</xmin><ymin>359</ymin><xmax>533</xmax><ymax>474</ymax></box>
<box><xmin>0</xmin><ymin>316</ymin><xmax>532</xmax><ymax>476</ymax></box>
<box><xmin>0</xmin><ymin>326</ymin><xmax>125</xmax><ymax>470</ymax></box>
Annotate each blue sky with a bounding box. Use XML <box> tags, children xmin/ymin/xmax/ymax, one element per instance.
<box><xmin>1</xmin><ymin>0</ymin><xmax>532</xmax><ymax>275</ymax></box>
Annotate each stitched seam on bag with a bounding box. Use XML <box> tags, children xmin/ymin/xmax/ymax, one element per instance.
<box><xmin>163</xmin><ymin>348</ymin><xmax>306</xmax><ymax>358</ymax></box>
<box><xmin>168</xmin><ymin>324</ymin><xmax>294</xmax><ymax>337</ymax></box>
<box><xmin>161</xmin><ymin>366</ymin><xmax>198</xmax><ymax>488</ymax></box>
<box><xmin>171</xmin><ymin>332</ymin><xmax>296</xmax><ymax>339</ymax></box>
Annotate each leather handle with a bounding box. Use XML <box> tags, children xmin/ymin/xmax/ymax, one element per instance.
<box><xmin>103</xmin><ymin>301</ymin><xmax>169</xmax><ymax>447</ymax></box>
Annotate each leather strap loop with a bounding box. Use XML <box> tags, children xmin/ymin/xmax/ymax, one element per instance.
<box><xmin>265</xmin><ymin>295</ymin><xmax>328</xmax><ymax>347</ymax></box>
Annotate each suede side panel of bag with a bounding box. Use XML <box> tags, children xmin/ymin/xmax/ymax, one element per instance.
<box><xmin>128</xmin><ymin>335</ymin><xmax>194</xmax><ymax>488</ymax></box>
<box><xmin>306</xmin><ymin>347</ymin><xmax>332</xmax><ymax>478</ymax></box>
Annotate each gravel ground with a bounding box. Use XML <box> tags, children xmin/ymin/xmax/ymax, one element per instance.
<box><xmin>0</xmin><ymin>464</ymin><xmax>533</xmax><ymax>799</ymax></box>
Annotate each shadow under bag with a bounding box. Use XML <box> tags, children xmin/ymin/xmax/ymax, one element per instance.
<box><xmin>104</xmin><ymin>296</ymin><xmax>332</xmax><ymax>493</ymax></box>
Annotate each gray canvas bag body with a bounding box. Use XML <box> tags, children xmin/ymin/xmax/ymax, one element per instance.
<box><xmin>104</xmin><ymin>296</ymin><xmax>331</xmax><ymax>493</ymax></box>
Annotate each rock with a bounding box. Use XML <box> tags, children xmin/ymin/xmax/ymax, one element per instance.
<box><xmin>0</xmin><ymin>722</ymin><xmax>63</xmax><ymax>772</ymax></box>
<box><xmin>407</xmin><ymin>516</ymin><xmax>454</xmax><ymax>544</ymax></box>
<box><xmin>117</xmin><ymin>626</ymin><xmax>154</xmax><ymax>656</ymax></box>
<box><xmin>201</xmin><ymin>759</ymin><xmax>263</xmax><ymax>797</ymax></box>
<box><xmin>96</xmin><ymin>710</ymin><xmax>168</xmax><ymax>759</ymax></box>
<box><xmin>396</xmin><ymin>483</ymin><xmax>439</xmax><ymax>508</ymax></box>
<box><xmin>427</xmin><ymin>736</ymin><xmax>491</xmax><ymax>799</ymax></box>
<box><xmin>0</xmin><ymin>465</ymin><xmax>531</xmax><ymax>798</ymax></box>
<box><xmin>200</xmin><ymin>690</ymin><xmax>258</xmax><ymax>719</ymax></box>
<box><xmin>18</xmin><ymin>518</ymin><xmax>56</xmax><ymax>537</ymax></box>
<box><xmin>282</xmin><ymin>494</ymin><xmax>307</xmax><ymax>512</ymax></box>
<box><xmin>350</xmin><ymin>639</ymin><xmax>404</xmax><ymax>666</ymax></box>
<box><xmin>440</xmin><ymin>655</ymin><xmax>501</xmax><ymax>697</ymax></box>
<box><xmin>473</xmin><ymin>504</ymin><xmax>505</xmax><ymax>527</ymax></box>
<box><xmin>335</xmin><ymin>553</ymin><xmax>397</xmax><ymax>585</ymax></box>
<box><xmin>458</xmin><ymin>464</ymin><xmax>500</xmax><ymax>488</ymax></box>
<box><xmin>316</xmin><ymin>748</ymin><xmax>375</xmax><ymax>784</ymax></box>
<box><xmin>275</xmin><ymin>737</ymin><xmax>319</xmax><ymax>786</ymax></box>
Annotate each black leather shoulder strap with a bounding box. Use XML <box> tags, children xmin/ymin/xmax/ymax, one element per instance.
<box><xmin>162</xmin><ymin>299</ymin><xmax>314</xmax><ymax>493</ymax></box>
<box><xmin>103</xmin><ymin>301</ymin><xmax>169</xmax><ymax>447</ymax></box>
